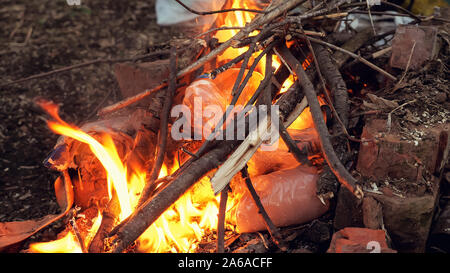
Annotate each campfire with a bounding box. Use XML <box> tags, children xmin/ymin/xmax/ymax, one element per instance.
<box><xmin>1</xmin><ymin>0</ymin><xmax>449</xmax><ymax>254</ymax></box>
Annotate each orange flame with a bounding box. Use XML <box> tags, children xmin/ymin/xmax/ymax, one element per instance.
<box><xmin>30</xmin><ymin>231</ymin><xmax>83</xmax><ymax>253</ymax></box>
<box><xmin>214</xmin><ymin>1</ymin><xmax>298</xmax><ymax>95</ymax></box>
<box><xmin>32</xmin><ymin>101</ymin><xmax>238</xmax><ymax>253</ymax></box>
<box><xmin>30</xmin><ymin>0</ymin><xmax>320</xmax><ymax>253</ymax></box>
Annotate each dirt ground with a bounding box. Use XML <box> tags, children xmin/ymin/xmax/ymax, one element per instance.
<box><xmin>0</xmin><ymin>0</ymin><xmax>186</xmax><ymax>245</ymax></box>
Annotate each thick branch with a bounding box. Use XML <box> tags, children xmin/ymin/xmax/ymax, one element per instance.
<box><xmin>298</xmin><ymin>35</ymin><xmax>396</xmax><ymax>81</ymax></box>
<box><xmin>277</xmin><ymin>44</ymin><xmax>363</xmax><ymax>199</ymax></box>
<box><xmin>312</xmin><ymin>43</ymin><xmax>349</xmax><ymax>129</ymax></box>
<box><xmin>110</xmin><ymin>139</ymin><xmax>241</xmax><ymax>253</ymax></box>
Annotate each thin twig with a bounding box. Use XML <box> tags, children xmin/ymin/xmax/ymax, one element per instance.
<box><xmin>366</xmin><ymin>0</ymin><xmax>377</xmax><ymax>36</ymax></box>
<box><xmin>287</xmin><ymin>0</ymin><xmax>350</xmax><ymax>22</ymax></box>
<box><xmin>372</xmin><ymin>46</ymin><xmax>392</xmax><ymax>59</ymax></box>
<box><xmin>240</xmin><ymin>166</ymin><xmax>286</xmax><ymax>251</ymax></box>
<box><xmin>217</xmin><ymin>186</ymin><xmax>229</xmax><ymax>253</ymax></box>
<box><xmin>176</xmin><ymin>0</ymin><xmax>305</xmax><ymax>79</ymax></box>
<box><xmin>393</xmin><ymin>41</ymin><xmax>416</xmax><ymax>92</ymax></box>
<box><xmin>294</xmin><ymin>34</ymin><xmax>396</xmax><ymax>81</ymax></box>
<box><xmin>278</xmin><ymin>121</ymin><xmax>310</xmax><ymax>164</ymax></box>
<box><xmin>343</xmin><ymin>0</ymin><xmax>421</xmax><ymax>23</ymax></box>
<box><xmin>97</xmin><ymin>82</ymin><xmax>168</xmax><ymax>116</ymax></box>
<box><xmin>208</xmin><ymin>51</ymin><xmax>247</xmax><ymax>79</ymax></box>
<box><xmin>1</xmin><ymin>50</ymin><xmax>171</xmax><ymax>88</ymax></box>
<box><xmin>312</xmin><ymin>12</ymin><xmax>348</xmax><ymax>20</ymax></box>
<box><xmin>181</xmin><ymin>146</ymin><xmax>198</xmax><ymax>159</ymax></box>
<box><xmin>386</xmin><ymin>99</ymin><xmax>417</xmax><ymax>133</ymax></box>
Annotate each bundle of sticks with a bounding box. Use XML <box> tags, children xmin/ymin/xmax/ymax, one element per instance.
<box><xmin>88</xmin><ymin>0</ymin><xmax>422</xmax><ymax>253</ymax></box>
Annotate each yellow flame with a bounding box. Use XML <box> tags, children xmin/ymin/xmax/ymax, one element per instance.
<box><xmin>48</xmin><ymin>122</ymin><xmax>132</xmax><ymax>220</ymax></box>
<box><xmin>35</xmin><ymin>104</ymin><xmax>239</xmax><ymax>253</ymax></box>
<box><xmin>30</xmin><ymin>0</ymin><xmax>315</xmax><ymax>253</ymax></box>
<box><xmin>29</xmin><ymin>231</ymin><xmax>82</xmax><ymax>253</ymax></box>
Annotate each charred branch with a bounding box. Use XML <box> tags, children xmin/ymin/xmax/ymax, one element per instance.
<box><xmin>217</xmin><ymin>185</ymin><xmax>229</xmax><ymax>253</ymax></box>
<box><xmin>88</xmin><ymin>194</ymin><xmax>120</xmax><ymax>253</ymax></box>
<box><xmin>277</xmin><ymin>44</ymin><xmax>363</xmax><ymax>199</ymax></box>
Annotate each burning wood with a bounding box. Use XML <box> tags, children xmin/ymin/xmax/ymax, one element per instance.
<box><xmin>1</xmin><ymin>0</ymin><xmax>449</xmax><ymax>254</ymax></box>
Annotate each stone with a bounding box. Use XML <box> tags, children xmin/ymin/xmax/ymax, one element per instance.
<box><xmin>356</xmin><ymin>118</ymin><xmax>447</xmax><ymax>252</ymax></box>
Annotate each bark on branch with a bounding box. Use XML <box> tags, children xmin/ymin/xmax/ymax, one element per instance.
<box><xmin>277</xmin><ymin>44</ymin><xmax>363</xmax><ymax>200</ymax></box>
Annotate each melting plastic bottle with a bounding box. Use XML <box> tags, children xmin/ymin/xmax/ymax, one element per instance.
<box><xmin>182</xmin><ymin>68</ymin><xmax>263</xmax><ymax>139</ymax></box>
<box><xmin>234</xmin><ymin>165</ymin><xmax>329</xmax><ymax>233</ymax></box>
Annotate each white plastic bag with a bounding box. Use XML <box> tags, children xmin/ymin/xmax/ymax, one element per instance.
<box><xmin>155</xmin><ymin>0</ymin><xmax>226</xmax><ymax>26</ymax></box>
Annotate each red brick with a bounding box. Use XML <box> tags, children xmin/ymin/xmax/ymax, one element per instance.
<box><xmin>390</xmin><ymin>25</ymin><xmax>438</xmax><ymax>70</ymax></box>
<box><xmin>357</xmin><ymin>119</ymin><xmax>447</xmax><ymax>181</ymax></box>
<box><xmin>327</xmin><ymin>227</ymin><xmax>396</xmax><ymax>253</ymax></box>
<box><xmin>114</xmin><ymin>60</ymin><xmax>170</xmax><ymax>107</ymax></box>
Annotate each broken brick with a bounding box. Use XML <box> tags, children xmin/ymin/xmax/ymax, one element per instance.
<box><xmin>390</xmin><ymin>25</ymin><xmax>438</xmax><ymax>70</ymax></box>
<box><xmin>357</xmin><ymin>119</ymin><xmax>447</xmax><ymax>181</ymax></box>
<box><xmin>114</xmin><ymin>60</ymin><xmax>170</xmax><ymax>108</ymax></box>
<box><xmin>327</xmin><ymin>227</ymin><xmax>396</xmax><ymax>253</ymax></box>
<box><xmin>368</xmin><ymin>176</ymin><xmax>440</xmax><ymax>253</ymax></box>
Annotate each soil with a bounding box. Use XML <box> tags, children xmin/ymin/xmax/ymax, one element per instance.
<box><xmin>0</xmin><ymin>0</ymin><xmax>185</xmax><ymax>248</ymax></box>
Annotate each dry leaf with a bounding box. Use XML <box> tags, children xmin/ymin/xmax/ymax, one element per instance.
<box><xmin>364</xmin><ymin>93</ymin><xmax>399</xmax><ymax>111</ymax></box>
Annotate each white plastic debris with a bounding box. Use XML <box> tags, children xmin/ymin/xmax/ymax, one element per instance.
<box><xmin>155</xmin><ymin>0</ymin><xmax>226</xmax><ymax>26</ymax></box>
<box><xmin>338</xmin><ymin>12</ymin><xmax>414</xmax><ymax>33</ymax></box>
